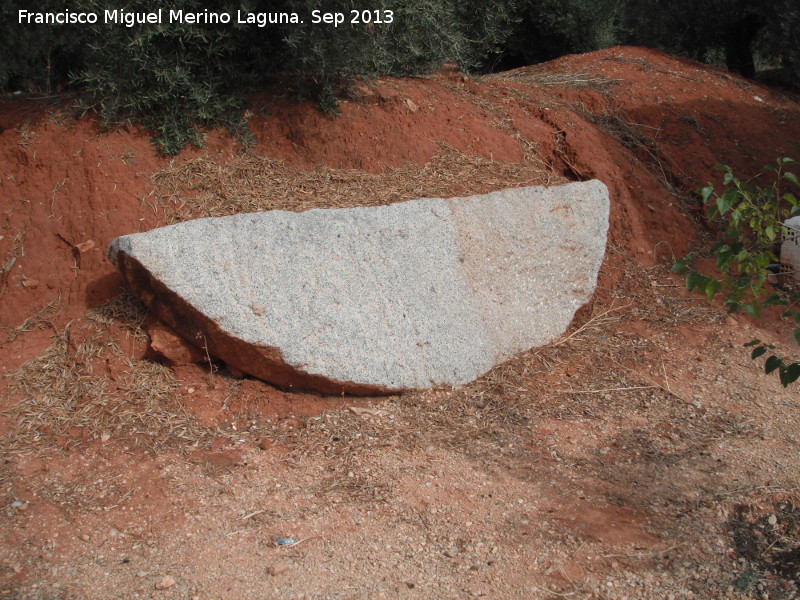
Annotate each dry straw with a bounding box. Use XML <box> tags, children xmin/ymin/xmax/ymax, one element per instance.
<box><xmin>4</xmin><ymin>297</ymin><xmax>210</xmax><ymax>457</ymax></box>
<box><xmin>149</xmin><ymin>146</ymin><xmax>559</xmax><ymax>222</ymax></box>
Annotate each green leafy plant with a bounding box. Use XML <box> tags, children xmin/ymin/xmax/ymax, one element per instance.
<box><xmin>672</xmin><ymin>157</ymin><xmax>800</xmax><ymax>387</ymax></box>
<box><xmin>72</xmin><ymin>0</ymin><xmax>250</xmax><ymax>155</ymax></box>
<box><xmin>732</xmin><ymin>561</ymin><xmax>760</xmax><ymax>592</ymax></box>
<box><xmin>67</xmin><ymin>0</ymin><xmax>518</xmax><ymax>153</ymax></box>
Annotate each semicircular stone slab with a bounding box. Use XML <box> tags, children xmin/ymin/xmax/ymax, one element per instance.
<box><xmin>108</xmin><ymin>181</ymin><xmax>609</xmax><ymax>395</ymax></box>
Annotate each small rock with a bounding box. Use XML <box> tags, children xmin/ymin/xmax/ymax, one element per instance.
<box><xmin>444</xmin><ymin>547</ymin><xmax>460</xmax><ymax>558</ymax></box>
<box><xmin>155</xmin><ymin>575</ymin><xmax>175</xmax><ymax>590</ymax></box>
<box><xmin>80</xmin><ymin>534</ymin><xmax>90</xmax><ymax>542</ymax></box>
<box><xmin>267</xmin><ymin>563</ymin><xmax>290</xmax><ymax>576</ymax></box>
<box><xmin>259</xmin><ymin>438</ymin><xmax>273</xmax><ymax>451</ymax></box>
<box><xmin>147</xmin><ymin>322</ymin><xmax>205</xmax><ymax>365</ymax></box>
<box><xmin>405</xmin><ymin>98</ymin><xmax>419</xmax><ymax>113</ymax></box>
<box><xmin>75</xmin><ymin>239</ymin><xmax>96</xmax><ymax>254</ymax></box>
<box><xmin>376</xmin><ymin>87</ymin><xmax>399</xmax><ymax>103</ymax></box>
<box><xmin>21</xmin><ymin>278</ymin><xmax>39</xmax><ymax>289</ymax></box>
<box><xmin>768</xmin><ymin>514</ymin><xmax>777</xmax><ymax>526</ymax></box>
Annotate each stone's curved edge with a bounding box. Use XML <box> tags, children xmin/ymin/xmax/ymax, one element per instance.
<box><xmin>108</xmin><ymin>180</ymin><xmax>610</xmax><ymax>395</ymax></box>
<box><xmin>108</xmin><ymin>246</ymin><xmax>399</xmax><ymax>396</ymax></box>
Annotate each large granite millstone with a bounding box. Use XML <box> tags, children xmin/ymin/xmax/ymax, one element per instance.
<box><xmin>108</xmin><ymin>181</ymin><xmax>609</xmax><ymax>394</ymax></box>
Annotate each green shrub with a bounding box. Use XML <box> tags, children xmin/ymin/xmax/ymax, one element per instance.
<box><xmin>498</xmin><ymin>0</ymin><xmax>622</xmax><ymax>66</ymax></box>
<box><xmin>67</xmin><ymin>0</ymin><xmax>518</xmax><ymax>152</ymax></box>
<box><xmin>620</xmin><ymin>0</ymin><xmax>800</xmax><ymax>81</ymax></box>
<box><xmin>257</xmin><ymin>0</ymin><xmax>517</xmax><ymax>109</ymax></box>
<box><xmin>673</xmin><ymin>158</ymin><xmax>800</xmax><ymax>387</ymax></box>
<box><xmin>73</xmin><ymin>0</ymin><xmax>249</xmax><ymax>154</ymax></box>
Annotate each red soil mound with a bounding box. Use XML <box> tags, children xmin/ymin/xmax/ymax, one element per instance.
<box><xmin>4</xmin><ymin>47</ymin><xmax>800</xmax><ymax>600</ymax></box>
<box><xmin>2</xmin><ymin>46</ymin><xmax>799</xmax><ymax>335</ymax></box>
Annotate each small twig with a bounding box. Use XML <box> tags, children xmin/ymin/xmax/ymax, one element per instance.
<box><xmin>558</xmin><ymin>385</ymin><xmax>658</xmax><ymax>394</ymax></box>
<box><xmin>240</xmin><ymin>509</ymin><xmax>266</xmax><ymax>521</ymax></box>
<box><xmin>761</xmin><ymin>536</ymin><xmax>789</xmax><ymax>557</ymax></box>
<box><xmin>553</xmin><ymin>302</ymin><xmax>631</xmax><ymax>347</ymax></box>
<box><xmin>558</xmin><ymin>564</ymin><xmax>576</xmax><ymax>587</ymax></box>
<box><xmin>225</xmin><ymin>529</ymin><xmax>246</xmax><ymax>538</ymax></box>
<box><xmin>660</xmin><ymin>358</ymin><xmax>672</xmax><ymax>395</ymax></box>
<box><xmin>602</xmin><ymin>543</ymin><xmax>683</xmax><ymax>559</ymax></box>
<box><xmin>609</xmin><ymin>357</ymin><xmax>691</xmax><ymax>404</ymax></box>
<box><xmin>50</xmin><ymin>179</ymin><xmax>67</xmax><ymax>218</ymax></box>
<box><xmin>530</xmin><ymin>584</ymin><xmax>585</xmax><ymax>597</ymax></box>
<box><xmin>715</xmin><ymin>484</ymin><xmax>800</xmax><ymax>498</ymax></box>
<box><xmin>570</xmin><ymin>540</ymin><xmax>587</xmax><ymax>558</ymax></box>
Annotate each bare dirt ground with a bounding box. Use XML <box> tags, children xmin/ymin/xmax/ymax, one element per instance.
<box><xmin>2</xmin><ymin>47</ymin><xmax>800</xmax><ymax>599</ymax></box>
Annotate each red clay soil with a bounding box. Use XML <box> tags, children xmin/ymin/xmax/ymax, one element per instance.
<box><xmin>1</xmin><ymin>44</ymin><xmax>799</xmax><ymax>422</ymax></box>
<box><xmin>3</xmin><ymin>45</ymin><xmax>800</xmax><ymax>600</ymax></box>
<box><xmin>3</xmin><ymin>47</ymin><xmax>798</xmax><ymax>337</ymax></box>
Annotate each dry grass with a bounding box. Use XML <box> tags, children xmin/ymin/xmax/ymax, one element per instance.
<box><xmin>150</xmin><ymin>146</ymin><xmax>557</xmax><ymax>223</ymax></box>
<box><xmin>614</xmin><ymin>261</ymin><xmax>724</xmax><ymax>327</ymax></box>
<box><xmin>1</xmin><ymin>231</ymin><xmax>26</xmax><ymax>294</ymax></box>
<box><xmin>3</xmin><ymin>296</ymin><xmax>62</xmax><ymax>343</ymax></box>
<box><xmin>491</xmin><ymin>69</ymin><xmax>622</xmax><ymax>91</ymax></box>
<box><xmin>86</xmin><ymin>290</ymin><xmax>148</xmax><ymax>342</ymax></box>
<box><xmin>114</xmin><ymin>358</ymin><xmax>201</xmax><ymax>447</ymax></box>
<box><xmin>3</xmin><ymin>295</ymin><xmax>211</xmax><ymax>456</ymax></box>
<box><xmin>589</xmin><ymin>110</ymin><xmax>687</xmax><ymax>197</ymax></box>
<box><xmin>5</xmin><ymin>323</ymin><xmax>110</xmax><ymax>440</ymax></box>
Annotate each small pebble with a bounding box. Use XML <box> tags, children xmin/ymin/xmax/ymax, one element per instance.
<box><xmin>155</xmin><ymin>575</ymin><xmax>175</xmax><ymax>590</ymax></box>
<box><xmin>267</xmin><ymin>564</ymin><xmax>290</xmax><ymax>576</ymax></box>
<box><xmin>275</xmin><ymin>537</ymin><xmax>297</xmax><ymax>546</ymax></box>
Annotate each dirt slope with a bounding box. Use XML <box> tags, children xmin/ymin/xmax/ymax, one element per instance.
<box><xmin>2</xmin><ymin>46</ymin><xmax>800</xmax><ymax>600</ymax></box>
